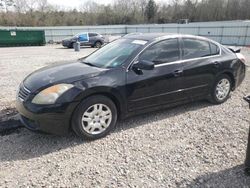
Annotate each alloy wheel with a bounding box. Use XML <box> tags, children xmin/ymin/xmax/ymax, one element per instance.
<box><xmin>215</xmin><ymin>78</ymin><xmax>230</xmax><ymax>101</ymax></box>
<box><xmin>95</xmin><ymin>42</ymin><xmax>102</xmax><ymax>48</ymax></box>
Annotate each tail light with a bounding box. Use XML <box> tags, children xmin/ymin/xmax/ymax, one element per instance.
<box><xmin>236</xmin><ymin>53</ymin><xmax>246</xmax><ymax>64</ymax></box>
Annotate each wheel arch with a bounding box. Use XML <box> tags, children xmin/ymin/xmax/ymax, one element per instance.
<box><xmin>88</xmin><ymin>92</ymin><xmax>122</xmax><ymax>118</ymax></box>
<box><xmin>220</xmin><ymin>71</ymin><xmax>236</xmax><ymax>90</ymax></box>
<box><xmin>94</xmin><ymin>40</ymin><xmax>103</xmax><ymax>45</ymax></box>
<box><xmin>72</xmin><ymin>88</ymin><xmax>126</xmax><ymax>120</ymax></box>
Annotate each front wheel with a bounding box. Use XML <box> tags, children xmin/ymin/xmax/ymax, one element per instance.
<box><xmin>72</xmin><ymin>95</ymin><xmax>117</xmax><ymax>140</ymax></box>
<box><xmin>209</xmin><ymin>74</ymin><xmax>232</xmax><ymax>104</ymax></box>
<box><xmin>245</xmin><ymin>168</ymin><xmax>250</xmax><ymax>176</ymax></box>
<box><xmin>67</xmin><ymin>43</ymin><xmax>73</xmax><ymax>48</ymax></box>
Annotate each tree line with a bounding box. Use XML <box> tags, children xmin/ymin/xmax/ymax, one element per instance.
<box><xmin>0</xmin><ymin>0</ymin><xmax>250</xmax><ymax>27</ymax></box>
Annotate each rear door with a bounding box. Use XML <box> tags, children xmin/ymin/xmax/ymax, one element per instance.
<box><xmin>180</xmin><ymin>37</ymin><xmax>221</xmax><ymax>99</ymax></box>
<box><xmin>88</xmin><ymin>33</ymin><xmax>98</xmax><ymax>46</ymax></box>
<box><xmin>126</xmin><ymin>38</ymin><xmax>186</xmax><ymax>111</ymax></box>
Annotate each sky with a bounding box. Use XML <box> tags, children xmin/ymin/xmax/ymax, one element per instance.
<box><xmin>48</xmin><ymin>0</ymin><xmax>114</xmax><ymax>9</ymax></box>
<box><xmin>48</xmin><ymin>0</ymin><xmax>166</xmax><ymax>10</ymax></box>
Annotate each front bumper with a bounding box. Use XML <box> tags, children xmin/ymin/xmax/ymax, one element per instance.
<box><xmin>16</xmin><ymin>98</ymin><xmax>79</xmax><ymax>135</ymax></box>
<box><xmin>62</xmin><ymin>40</ymin><xmax>72</xmax><ymax>47</ymax></box>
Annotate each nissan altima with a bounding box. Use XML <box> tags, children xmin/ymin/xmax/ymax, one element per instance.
<box><xmin>16</xmin><ymin>33</ymin><xmax>246</xmax><ymax>139</ymax></box>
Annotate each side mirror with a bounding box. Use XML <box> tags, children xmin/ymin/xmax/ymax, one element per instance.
<box><xmin>132</xmin><ymin>60</ymin><xmax>154</xmax><ymax>71</ymax></box>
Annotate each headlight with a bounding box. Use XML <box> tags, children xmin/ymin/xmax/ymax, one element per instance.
<box><xmin>32</xmin><ymin>84</ymin><xmax>74</xmax><ymax>105</ymax></box>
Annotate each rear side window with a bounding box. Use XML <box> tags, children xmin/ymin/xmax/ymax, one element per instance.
<box><xmin>182</xmin><ymin>38</ymin><xmax>211</xmax><ymax>59</ymax></box>
<box><xmin>89</xmin><ymin>33</ymin><xmax>98</xmax><ymax>37</ymax></box>
<box><xmin>140</xmin><ymin>38</ymin><xmax>180</xmax><ymax>65</ymax></box>
<box><xmin>210</xmin><ymin>42</ymin><xmax>220</xmax><ymax>55</ymax></box>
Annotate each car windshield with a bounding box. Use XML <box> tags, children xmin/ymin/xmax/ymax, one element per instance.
<box><xmin>83</xmin><ymin>38</ymin><xmax>146</xmax><ymax>68</ymax></box>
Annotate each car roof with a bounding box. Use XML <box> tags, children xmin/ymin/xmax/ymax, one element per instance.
<box><xmin>123</xmin><ymin>33</ymin><xmax>175</xmax><ymax>41</ymax></box>
<box><xmin>77</xmin><ymin>32</ymin><xmax>98</xmax><ymax>35</ymax></box>
<box><xmin>123</xmin><ymin>33</ymin><xmax>219</xmax><ymax>44</ymax></box>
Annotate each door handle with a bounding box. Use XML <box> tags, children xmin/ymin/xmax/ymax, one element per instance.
<box><xmin>173</xmin><ymin>70</ymin><xmax>183</xmax><ymax>77</ymax></box>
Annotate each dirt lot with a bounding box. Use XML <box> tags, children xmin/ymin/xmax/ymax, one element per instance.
<box><xmin>0</xmin><ymin>45</ymin><xmax>250</xmax><ymax>187</ymax></box>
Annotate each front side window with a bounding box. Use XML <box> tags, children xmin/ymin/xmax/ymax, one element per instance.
<box><xmin>75</xmin><ymin>33</ymin><xmax>86</xmax><ymax>37</ymax></box>
<box><xmin>139</xmin><ymin>38</ymin><xmax>180</xmax><ymax>65</ymax></box>
<box><xmin>182</xmin><ymin>38</ymin><xmax>211</xmax><ymax>59</ymax></box>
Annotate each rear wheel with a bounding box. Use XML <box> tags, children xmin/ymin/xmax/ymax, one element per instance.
<box><xmin>245</xmin><ymin>168</ymin><xmax>250</xmax><ymax>176</ymax></box>
<box><xmin>72</xmin><ymin>95</ymin><xmax>117</xmax><ymax>140</ymax></box>
<box><xmin>94</xmin><ymin>41</ymin><xmax>102</xmax><ymax>48</ymax></box>
<box><xmin>209</xmin><ymin>74</ymin><xmax>232</xmax><ymax>104</ymax></box>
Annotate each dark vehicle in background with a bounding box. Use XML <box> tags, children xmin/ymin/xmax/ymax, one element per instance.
<box><xmin>62</xmin><ymin>32</ymin><xmax>104</xmax><ymax>48</ymax></box>
<box><xmin>17</xmin><ymin>33</ymin><xmax>246</xmax><ymax>140</ymax></box>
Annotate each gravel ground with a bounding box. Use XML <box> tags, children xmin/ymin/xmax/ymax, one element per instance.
<box><xmin>0</xmin><ymin>45</ymin><xmax>250</xmax><ymax>187</ymax></box>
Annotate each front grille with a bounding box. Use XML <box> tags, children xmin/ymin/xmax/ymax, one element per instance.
<box><xmin>18</xmin><ymin>85</ymin><xmax>31</xmax><ymax>101</ymax></box>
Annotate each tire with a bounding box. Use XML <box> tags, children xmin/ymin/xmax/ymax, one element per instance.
<box><xmin>94</xmin><ymin>41</ymin><xmax>102</xmax><ymax>48</ymax></box>
<box><xmin>72</xmin><ymin>95</ymin><xmax>117</xmax><ymax>140</ymax></box>
<box><xmin>67</xmin><ymin>43</ymin><xmax>73</xmax><ymax>48</ymax></box>
<box><xmin>209</xmin><ymin>74</ymin><xmax>232</xmax><ymax>104</ymax></box>
<box><xmin>245</xmin><ymin>168</ymin><xmax>250</xmax><ymax>176</ymax></box>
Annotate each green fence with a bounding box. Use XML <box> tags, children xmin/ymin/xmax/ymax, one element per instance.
<box><xmin>0</xmin><ymin>29</ymin><xmax>45</xmax><ymax>47</ymax></box>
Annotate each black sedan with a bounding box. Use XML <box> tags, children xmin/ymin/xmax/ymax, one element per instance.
<box><xmin>16</xmin><ymin>33</ymin><xmax>246</xmax><ymax>139</ymax></box>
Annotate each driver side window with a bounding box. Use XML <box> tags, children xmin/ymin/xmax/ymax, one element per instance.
<box><xmin>139</xmin><ymin>38</ymin><xmax>180</xmax><ymax>65</ymax></box>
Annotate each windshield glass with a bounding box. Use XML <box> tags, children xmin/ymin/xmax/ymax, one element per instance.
<box><xmin>83</xmin><ymin>38</ymin><xmax>146</xmax><ymax>68</ymax></box>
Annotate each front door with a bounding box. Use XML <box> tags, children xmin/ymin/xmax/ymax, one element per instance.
<box><xmin>126</xmin><ymin>38</ymin><xmax>186</xmax><ymax>112</ymax></box>
<box><xmin>78</xmin><ymin>33</ymin><xmax>90</xmax><ymax>46</ymax></box>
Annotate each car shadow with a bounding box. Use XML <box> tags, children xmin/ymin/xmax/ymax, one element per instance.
<box><xmin>56</xmin><ymin>46</ymin><xmax>92</xmax><ymax>50</ymax></box>
<box><xmin>0</xmin><ymin>100</ymin><xmax>212</xmax><ymax>162</ymax></box>
<box><xmin>115</xmin><ymin>100</ymin><xmax>212</xmax><ymax>133</ymax></box>
<box><xmin>176</xmin><ymin>165</ymin><xmax>250</xmax><ymax>187</ymax></box>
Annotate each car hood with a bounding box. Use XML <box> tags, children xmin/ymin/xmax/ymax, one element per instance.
<box><xmin>23</xmin><ymin>60</ymin><xmax>106</xmax><ymax>92</ymax></box>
